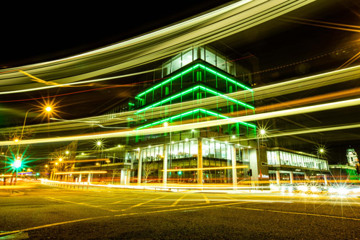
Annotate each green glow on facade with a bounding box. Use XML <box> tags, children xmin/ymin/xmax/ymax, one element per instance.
<box><xmin>135</xmin><ymin>84</ymin><xmax>254</xmax><ymax>114</ymax></box>
<box><xmin>135</xmin><ymin>108</ymin><xmax>256</xmax><ymax>130</ymax></box>
<box><xmin>135</xmin><ymin>63</ymin><xmax>253</xmax><ymax>99</ymax></box>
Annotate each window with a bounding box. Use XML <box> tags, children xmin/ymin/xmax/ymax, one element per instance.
<box><xmin>217</xmin><ymin>56</ymin><xmax>226</xmax><ymax>71</ymax></box>
<box><xmin>182</xmin><ymin>50</ymin><xmax>193</xmax><ymax>66</ymax></box>
<box><xmin>205</xmin><ymin>49</ymin><xmax>216</xmax><ymax>65</ymax></box>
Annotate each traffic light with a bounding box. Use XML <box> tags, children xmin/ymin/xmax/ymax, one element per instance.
<box><xmin>247</xmin><ymin>169</ymin><xmax>252</xmax><ymax>177</ymax></box>
<box><xmin>178</xmin><ymin>171</ymin><xmax>182</xmax><ymax>175</ymax></box>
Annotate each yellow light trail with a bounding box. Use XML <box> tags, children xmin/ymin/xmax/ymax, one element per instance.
<box><xmin>1</xmin><ymin>95</ymin><xmax>359</xmax><ymax>146</ymax></box>
<box><xmin>164</xmin><ymin>166</ymin><xmax>248</xmax><ymax>172</ymax></box>
<box><xmin>54</xmin><ymin>171</ymin><xmax>107</xmax><ymax>175</ymax></box>
<box><xmin>50</xmin><ymin>158</ymin><xmax>110</xmax><ymax>163</ymax></box>
<box><xmin>0</xmin><ymin>0</ymin><xmax>315</xmax><ymax>94</ymax></box>
<box><xmin>18</xmin><ymin>70</ymin><xmax>62</xmax><ymax>86</ymax></box>
<box><xmin>3</xmin><ymin>63</ymin><xmax>360</xmax><ymax>136</ymax></box>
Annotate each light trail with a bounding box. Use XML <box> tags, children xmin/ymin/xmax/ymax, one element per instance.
<box><xmin>0</xmin><ymin>0</ymin><xmax>315</xmax><ymax>94</ymax></box>
<box><xmin>54</xmin><ymin>171</ymin><xmax>107</xmax><ymax>175</ymax></box>
<box><xmin>49</xmin><ymin>158</ymin><xmax>110</xmax><ymax>163</ymax></box>
<box><xmin>164</xmin><ymin>166</ymin><xmax>249</xmax><ymax>172</ymax></box>
<box><xmin>0</xmin><ymin>69</ymin><xmax>158</xmax><ymax>95</ymax></box>
<box><xmin>2</xmin><ymin>62</ymin><xmax>360</xmax><ymax>136</ymax></box>
<box><xmin>1</xmin><ymin>96</ymin><xmax>360</xmax><ymax>146</ymax></box>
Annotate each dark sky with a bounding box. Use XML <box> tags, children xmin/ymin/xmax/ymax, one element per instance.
<box><xmin>0</xmin><ymin>1</ymin><xmax>232</xmax><ymax>67</ymax></box>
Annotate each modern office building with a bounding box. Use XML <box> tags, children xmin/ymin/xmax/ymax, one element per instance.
<box><xmin>59</xmin><ymin>46</ymin><xmax>329</xmax><ymax>187</ymax></box>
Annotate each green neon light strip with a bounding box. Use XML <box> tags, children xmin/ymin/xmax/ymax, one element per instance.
<box><xmin>135</xmin><ymin>63</ymin><xmax>253</xmax><ymax>98</ymax></box>
<box><xmin>198</xmin><ymin>64</ymin><xmax>252</xmax><ymax>92</ymax></box>
<box><xmin>135</xmin><ymin>85</ymin><xmax>254</xmax><ymax>114</ymax></box>
<box><xmin>136</xmin><ymin>108</ymin><xmax>256</xmax><ymax>130</ymax></box>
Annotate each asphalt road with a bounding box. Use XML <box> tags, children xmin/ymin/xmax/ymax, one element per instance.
<box><xmin>1</xmin><ymin>184</ymin><xmax>360</xmax><ymax>239</ymax></box>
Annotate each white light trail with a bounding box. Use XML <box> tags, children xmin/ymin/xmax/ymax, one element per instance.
<box><xmin>0</xmin><ymin>0</ymin><xmax>315</xmax><ymax>94</ymax></box>
<box><xmin>0</xmin><ymin>96</ymin><xmax>359</xmax><ymax>146</ymax></box>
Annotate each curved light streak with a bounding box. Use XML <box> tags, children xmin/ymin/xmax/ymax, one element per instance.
<box><xmin>0</xmin><ymin>69</ymin><xmax>157</xmax><ymax>95</ymax></box>
<box><xmin>1</xmin><ymin>63</ymin><xmax>359</xmax><ymax>136</ymax></box>
<box><xmin>1</xmin><ymin>96</ymin><xmax>359</xmax><ymax>146</ymax></box>
<box><xmin>0</xmin><ymin>0</ymin><xmax>315</xmax><ymax>94</ymax></box>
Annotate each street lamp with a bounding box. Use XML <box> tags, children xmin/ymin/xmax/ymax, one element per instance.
<box><xmin>260</xmin><ymin>129</ymin><xmax>266</xmax><ymax>135</ymax></box>
<box><xmin>45</xmin><ymin>106</ymin><xmax>52</xmax><ymax>113</ymax></box>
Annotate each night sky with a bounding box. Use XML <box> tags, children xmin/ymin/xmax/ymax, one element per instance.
<box><xmin>0</xmin><ymin>1</ymin><xmax>232</xmax><ymax>67</ymax></box>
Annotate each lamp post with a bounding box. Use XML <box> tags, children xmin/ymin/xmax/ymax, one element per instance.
<box><xmin>163</xmin><ymin>122</ymin><xmax>170</xmax><ymax>185</ymax></box>
<box><xmin>256</xmin><ymin>129</ymin><xmax>266</xmax><ymax>186</ymax></box>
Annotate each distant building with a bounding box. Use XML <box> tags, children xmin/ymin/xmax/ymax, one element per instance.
<box><xmin>346</xmin><ymin>147</ymin><xmax>358</xmax><ymax>167</ymax></box>
<box><xmin>329</xmin><ymin>148</ymin><xmax>360</xmax><ymax>181</ymax></box>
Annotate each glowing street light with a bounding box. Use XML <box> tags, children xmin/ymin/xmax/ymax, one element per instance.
<box><xmin>45</xmin><ymin>106</ymin><xmax>52</xmax><ymax>113</ymax></box>
<box><xmin>260</xmin><ymin>129</ymin><xmax>266</xmax><ymax>135</ymax></box>
<box><xmin>13</xmin><ymin>159</ymin><xmax>22</xmax><ymax>169</ymax></box>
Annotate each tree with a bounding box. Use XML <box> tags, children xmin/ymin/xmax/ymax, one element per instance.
<box><xmin>143</xmin><ymin>162</ymin><xmax>156</xmax><ymax>183</ymax></box>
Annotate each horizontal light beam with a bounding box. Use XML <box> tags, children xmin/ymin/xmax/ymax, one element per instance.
<box><xmin>164</xmin><ymin>165</ymin><xmax>249</xmax><ymax>172</ymax></box>
<box><xmin>55</xmin><ymin>171</ymin><xmax>108</xmax><ymax>175</ymax></box>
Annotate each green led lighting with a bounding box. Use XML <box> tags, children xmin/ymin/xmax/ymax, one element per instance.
<box><xmin>136</xmin><ymin>108</ymin><xmax>256</xmax><ymax>130</ymax></box>
<box><xmin>135</xmin><ymin>63</ymin><xmax>252</xmax><ymax>98</ymax></box>
<box><xmin>198</xmin><ymin>64</ymin><xmax>252</xmax><ymax>91</ymax></box>
<box><xmin>135</xmin><ymin>84</ymin><xmax>254</xmax><ymax>114</ymax></box>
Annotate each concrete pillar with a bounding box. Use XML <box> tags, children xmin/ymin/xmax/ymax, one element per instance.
<box><xmin>137</xmin><ymin>149</ymin><xmax>143</xmax><ymax>184</ymax></box>
<box><xmin>79</xmin><ymin>174</ymin><xmax>82</xmax><ymax>183</ymax></box>
<box><xmin>323</xmin><ymin>174</ymin><xmax>327</xmax><ymax>185</ymax></box>
<box><xmin>163</xmin><ymin>144</ymin><xmax>168</xmax><ymax>185</ymax></box>
<box><xmin>87</xmin><ymin>173</ymin><xmax>92</xmax><ymax>183</ymax></box>
<box><xmin>120</xmin><ymin>169</ymin><xmax>125</xmax><ymax>184</ymax></box>
<box><xmin>231</xmin><ymin>145</ymin><xmax>237</xmax><ymax>190</ymax></box>
<box><xmin>276</xmin><ymin>170</ymin><xmax>280</xmax><ymax>185</ymax></box>
<box><xmin>249</xmin><ymin>149</ymin><xmax>258</xmax><ymax>182</ymax></box>
<box><xmin>197</xmin><ymin>138</ymin><xmax>203</xmax><ymax>184</ymax></box>
<box><xmin>289</xmin><ymin>172</ymin><xmax>294</xmax><ymax>184</ymax></box>
<box><xmin>127</xmin><ymin>170</ymin><xmax>130</xmax><ymax>185</ymax></box>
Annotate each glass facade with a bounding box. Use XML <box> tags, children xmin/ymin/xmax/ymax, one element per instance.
<box><xmin>267</xmin><ymin>149</ymin><xmax>329</xmax><ymax>171</ymax></box>
<box><xmin>161</xmin><ymin>46</ymin><xmax>237</xmax><ymax>77</ymax></box>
